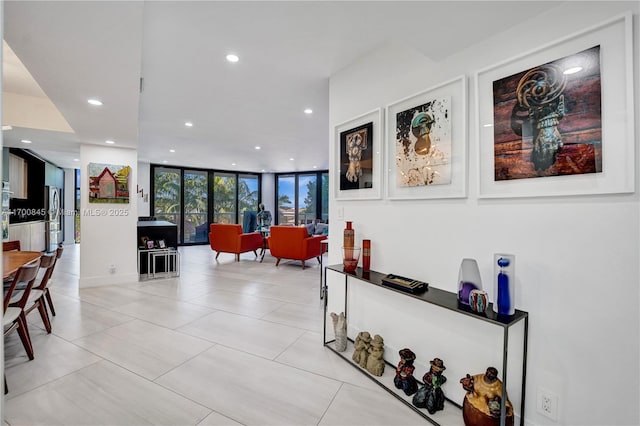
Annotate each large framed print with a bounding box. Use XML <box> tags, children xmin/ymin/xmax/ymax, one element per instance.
<box><xmin>335</xmin><ymin>108</ymin><xmax>383</xmax><ymax>200</ymax></box>
<box><xmin>385</xmin><ymin>76</ymin><xmax>467</xmax><ymax>200</ymax></box>
<box><xmin>476</xmin><ymin>13</ymin><xmax>634</xmax><ymax>198</ymax></box>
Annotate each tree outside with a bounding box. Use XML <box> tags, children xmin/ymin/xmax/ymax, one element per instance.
<box><xmin>213</xmin><ymin>174</ymin><xmax>236</xmax><ymax>224</ymax></box>
<box><xmin>154</xmin><ymin>168</ymin><xmax>181</xmax><ymax>236</ymax></box>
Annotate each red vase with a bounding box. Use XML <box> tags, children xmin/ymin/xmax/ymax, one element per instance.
<box><xmin>343</xmin><ymin>221</ymin><xmax>354</xmax><ymax>248</ymax></box>
<box><xmin>362</xmin><ymin>239</ymin><xmax>371</xmax><ymax>272</ymax></box>
<box><xmin>343</xmin><ymin>221</ymin><xmax>356</xmax><ymax>271</ymax></box>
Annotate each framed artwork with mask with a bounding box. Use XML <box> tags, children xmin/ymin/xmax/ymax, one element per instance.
<box><xmin>476</xmin><ymin>13</ymin><xmax>634</xmax><ymax>198</ymax></box>
<box><xmin>385</xmin><ymin>75</ymin><xmax>467</xmax><ymax>200</ymax></box>
<box><xmin>334</xmin><ymin>108</ymin><xmax>383</xmax><ymax>200</ymax></box>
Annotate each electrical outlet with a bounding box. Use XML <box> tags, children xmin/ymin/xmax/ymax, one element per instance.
<box><xmin>537</xmin><ymin>387</ymin><xmax>558</xmax><ymax>421</ymax></box>
<box><xmin>337</xmin><ymin>207</ymin><xmax>344</xmax><ymax>219</ymax></box>
<box><xmin>109</xmin><ymin>264</ymin><xmax>116</xmax><ymax>274</ymax></box>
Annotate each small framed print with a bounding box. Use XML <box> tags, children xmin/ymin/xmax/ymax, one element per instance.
<box><xmin>334</xmin><ymin>108</ymin><xmax>383</xmax><ymax>200</ymax></box>
<box><xmin>147</xmin><ymin>240</ymin><xmax>155</xmax><ymax>249</ymax></box>
<box><xmin>158</xmin><ymin>239</ymin><xmax>166</xmax><ymax>249</ymax></box>
<box><xmin>140</xmin><ymin>236</ymin><xmax>149</xmax><ymax>248</ymax></box>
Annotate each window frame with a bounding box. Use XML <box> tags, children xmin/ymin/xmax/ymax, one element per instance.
<box><xmin>150</xmin><ymin>164</ymin><xmax>261</xmax><ymax>245</ymax></box>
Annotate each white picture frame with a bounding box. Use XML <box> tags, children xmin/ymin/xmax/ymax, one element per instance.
<box><xmin>385</xmin><ymin>75</ymin><xmax>467</xmax><ymax>200</ymax></box>
<box><xmin>476</xmin><ymin>13</ymin><xmax>634</xmax><ymax>199</ymax></box>
<box><xmin>334</xmin><ymin>108</ymin><xmax>384</xmax><ymax>200</ymax></box>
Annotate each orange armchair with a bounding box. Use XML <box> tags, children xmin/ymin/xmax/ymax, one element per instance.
<box><xmin>209</xmin><ymin>224</ymin><xmax>263</xmax><ymax>261</ymax></box>
<box><xmin>267</xmin><ymin>226</ymin><xmax>327</xmax><ymax>269</ymax></box>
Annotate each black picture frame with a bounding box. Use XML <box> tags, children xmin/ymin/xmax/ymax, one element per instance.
<box><xmin>339</xmin><ymin>121</ymin><xmax>374</xmax><ymax>191</ymax></box>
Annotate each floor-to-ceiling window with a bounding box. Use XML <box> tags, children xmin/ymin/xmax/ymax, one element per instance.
<box><xmin>151</xmin><ymin>165</ymin><xmax>261</xmax><ymax>245</ymax></box>
<box><xmin>213</xmin><ymin>172</ymin><xmax>237</xmax><ymax>224</ymax></box>
<box><xmin>153</xmin><ymin>166</ymin><xmax>182</xmax><ymax>239</ymax></box>
<box><xmin>183</xmin><ymin>169</ymin><xmax>208</xmax><ymax>243</ymax></box>
<box><xmin>320</xmin><ymin>172</ymin><xmax>329</xmax><ymax>222</ymax></box>
<box><xmin>276</xmin><ymin>174</ymin><xmax>295</xmax><ymax>225</ymax></box>
<box><xmin>238</xmin><ymin>174</ymin><xmax>259</xmax><ymax>217</ymax></box>
<box><xmin>275</xmin><ymin>171</ymin><xmax>328</xmax><ymax>225</ymax></box>
<box><xmin>298</xmin><ymin>174</ymin><xmax>317</xmax><ymax>224</ymax></box>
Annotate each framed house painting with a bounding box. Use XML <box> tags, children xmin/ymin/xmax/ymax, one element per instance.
<box><xmin>476</xmin><ymin>13</ymin><xmax>634</xmax><ymax>198</ymax></box>
<box><xmin>385</xmin><ymin>75</ymin><xmax>467</xmax><ymax>200</ymax></box>
<box><xmin>88</xmin><ymin>163</ymin><xmax>131</xmax><ymax>203</ymax></box>
<box><xmin>334</xmin><ymin>108</ymin><xmax>383</xmax><ymax>200</ymax></box>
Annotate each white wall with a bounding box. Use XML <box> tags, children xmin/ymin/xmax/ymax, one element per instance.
<box><xmin>328</xmin><ymin>3</ymin><xmax>639</xmax><ymax>426</ymax></box>
<box><xmin>79</xmin><ymin>144</ymin><xmax>138</xmax><ymax>287</ymax></box>
<box><xmin>137</xmin><ymin>161</ymin><xmax>150</xmax><ymax>217</ymax></box>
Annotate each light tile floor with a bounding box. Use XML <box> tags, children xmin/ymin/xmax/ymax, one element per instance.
<box><xmin>4</xmin><ymin>244</ymin><xmax>426</xmax><ymax>425</ymax></box>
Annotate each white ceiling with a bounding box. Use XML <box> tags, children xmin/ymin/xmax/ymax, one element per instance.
<box><xmin>2</xmin><ymin>1</ymin><xmax>561</xmax><ymax>172</ymax></box>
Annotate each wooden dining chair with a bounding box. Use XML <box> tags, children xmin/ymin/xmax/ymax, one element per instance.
<box><xmin>43</xmin><ymin>244</ymin><xmax>64</xmax><ymax>317</ymax></box>
<box><xmin>16</xmin><ymin>253</ymin><xmax>56</xmax><ymax>334</ymax></box>
<box><xmin>3</xmin><ymin>263</ymin><xmax>40</xmax><ymax>361</ymax></box>
<box><xmin>3</xmin><ymin>240</ymin><xmax>21</xmax><ymax>252</ymax></box>
<box><xmin>4</xmin><ymin>262</ymin><xmax>40</xmax><ymax>395</ymax></box>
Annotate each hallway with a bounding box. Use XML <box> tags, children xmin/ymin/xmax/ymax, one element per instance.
<box><xmin>4</xmin><ymin>245</ymin><xmax>425</xmax><ymax>425</ymax></box>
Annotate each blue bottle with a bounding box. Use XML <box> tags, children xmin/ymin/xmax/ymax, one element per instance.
<box><xmin>493</xmin><ymin>254</ymin><xmax>515</xmax><ymax>315</ymax></box>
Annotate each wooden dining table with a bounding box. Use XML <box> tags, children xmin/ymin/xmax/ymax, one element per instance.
<box><xmin>3</xmin><ymin>251</ymin><xmax>42</xmax><ymax>280</ymax></box>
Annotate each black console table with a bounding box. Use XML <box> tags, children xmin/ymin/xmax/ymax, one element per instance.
<box><xmin>322</xmin><ymin>265</ymin><xmax>528</xmax><ymax>426</ymax></box>
<box><xmin>137</xmin><ymin>220</ymin><xmax>179</xmax><ymax>278</ymax></box>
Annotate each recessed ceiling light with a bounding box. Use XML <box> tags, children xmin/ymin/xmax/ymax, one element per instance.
<box><xmin>73</xmin><ymin>158</ymin><xmax>79</xmax><ymax>162</ymax></box>
<box><xmin>313</xmin><ymin>165</ymin><xmax>317</xmax><ymax>169</ymax></box>
<box><xmin>20</xmin><ymin>139</ymin><xmax>32</xmax><ymax>144</ymax></box>
<box><xmin>226</xmin><ymin>54</ymin><xmax>239</xmax><ymax>63</ymax></box>
<box><xmin>261</xmin><ymin>169</ymin><xmax>265</xmax><ymax>172</ymax></box>
<box><xmin>169</xmin><ymin>149</ymin><xmax>175</xmax><ymax>153</ymax></box>
<box><xmin>289</xmin><ymin>158</ymin><xmax>294</xmax><ymax>161</ymax></box>
<box><xmin>2</xmin><ymin>125</ymin><xmax>12</xmax><ymax>131</ymax></box>
<box><xmin>255</xmin><ymin>146</ymin><xmax>261</xmax><ymax>150</ymax></box>
<box><xmin>304</xmin><ymin>108</ymin><xmax>313</xmax><ymax>114</ymax></box>
<box><xmin>185</xmin><ymin>121</ymin><xmax>193</xmax><ymax>127</ymax></box>
<box><xmin>563</xmin><ymin>66</ymin><xmax>583</xmax><ymax>75</ymax></box>
<box><xmin>105</xmin><ymin>140</ymin><xmax>115</xmax><ymax>144</ymax></box>
<box><xmin>87</xmin><ymin>99</ymin><xmax>103</xmax><ymax>106</ymax></box>
<box><xmin>162</xmin><ymin>160</ymin><xmax>168</xmax><ymax>164</ymax></box>
<box><xmin>231</xmin><ymin>163</ymin><xmax>237</xmax><ymax>166</ymax></box>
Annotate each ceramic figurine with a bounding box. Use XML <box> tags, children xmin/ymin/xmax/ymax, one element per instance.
<box><xmin>352</xmin><ymin>331</ymin><xmax>371</xmax><ymax>368</ymax></box>
<box><xmin>413</xmin><ymin>358</ymin><xmax>447</xmax><ymax>414</ymax></box>
<box><xmin>365</xmin><ymin>334</ymin><xmax>385</xmax><ymax>376</ymax></box>
<box><xmin>460</xmin><ymin>367</ymin><xmax>514</xmax><ymax>426</ymax></box>
<box><xmin>393</xmin><ymin>348</ymin><xmax>418</xmax><ymax>396</ymax></box>
<box><xmin>330</xmin><ymin>312</ymin><xmax>347</xmax><ymax>352</ymax></box>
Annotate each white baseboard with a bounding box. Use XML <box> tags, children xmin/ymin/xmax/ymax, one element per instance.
<box><xmin>79</xmin><ymin>272</ymin><xmax>139</xmax><ymax>288</ymax></box>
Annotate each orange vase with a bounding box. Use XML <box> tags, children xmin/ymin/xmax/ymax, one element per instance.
<box><xmin>343</xmin><ymin>221</ymin><xmax>355</xmax><ymax>271</ymax></box>
<box><xmin>343</xmin><ymin>221</ymin><xmax>354</xmax><ymax>248</ymax></box>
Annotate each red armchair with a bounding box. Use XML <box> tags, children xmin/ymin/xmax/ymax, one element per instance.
<box><xmin>208</xmin><ymin>224</ymin><xmax>263</xmax><ymax>261</ymax></box>
<box><xmin>267</xmin><ymin>226</ymin><xmax>327</xmax><ymax>269</ymax></box>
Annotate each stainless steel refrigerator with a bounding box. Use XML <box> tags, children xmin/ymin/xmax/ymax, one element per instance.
<box><xmin>45</xmin><ymin>185</ymin><xmax>62</xmax><ymax>252</ymax></box>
